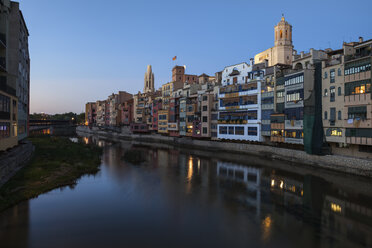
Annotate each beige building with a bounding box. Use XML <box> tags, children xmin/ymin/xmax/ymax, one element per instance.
<box><xmin>255</xmin><ymin>16</ymin><xmax>293</xmax><ymax>67</ymax></box>
<box><xmin>95</xmin><ymin>100</ymin><xmax>106</xmax><ymax>126</ymax></box>
<box><xmin>322</xmin><ymin>49</ymin><xmax>346</xmax><ymax>148</ymax></box>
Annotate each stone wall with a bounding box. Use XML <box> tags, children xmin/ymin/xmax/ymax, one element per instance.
<box><xmin>0</xmin><ymin>141</ymin><xmax>34</xmax><ymax>188</ymax></box>
<box><xmin>76</xmin><ymin>126</ymin><xmax>372</xmax><ymax>177</ymax></box>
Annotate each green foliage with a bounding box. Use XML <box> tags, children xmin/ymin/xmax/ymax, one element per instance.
<box><xmin>0</xmin><ymin>136</ymin><xmax>102</xmax><ymax>212</ymax></box>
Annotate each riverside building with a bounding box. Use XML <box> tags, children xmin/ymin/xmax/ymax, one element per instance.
<box><xmin>343</xmin><ymin>38</ymin><xmax>372</xmax><ymax>158</ymax></box>
<box><xmin>0</xmin><ymin>1</ymin><xmax>29</xmax><ymax>151</ymax></box>
<box><xmin>218</xmin><ymin>62</ymin><xmax>262</xmax><ymax>141</ymax></box>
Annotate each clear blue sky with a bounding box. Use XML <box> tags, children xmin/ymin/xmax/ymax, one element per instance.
<box><xmin>18</xmin><ymin>0</ymin><xmax>372</xmax><ymax>114</ymax></box>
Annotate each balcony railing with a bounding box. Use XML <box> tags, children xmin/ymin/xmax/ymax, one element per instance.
<box><xmin>218</xmin><ymin>119</ymin><xmax>248</xmax><ymax>124</ymax></box>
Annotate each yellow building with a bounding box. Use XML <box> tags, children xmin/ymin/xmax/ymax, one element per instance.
<box><xmin>254</xmin><ymin>16</ymin><xmax>293</xmax><ymax>66</ymax></box>
<box><xmin>158</xmin><ymin>109</ymin><xmax>169</xmax><ymax>134</ymax></box>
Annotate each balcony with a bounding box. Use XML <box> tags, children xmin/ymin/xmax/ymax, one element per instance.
<box><xmin>262</xmin><ymin>104</ymin><xmax>274</xmax><ymax>110</ymax></box>
<box><xmin>261</xmin><ymin>91</ymin><xmax>274</xmax><ymax>98</ymax></box>
<box><xmin>285</xmin><ymin>120</ymin><xmax>303</xmax><ymax>130</ymax></box>
<box><xmin>218</xmin><ymin>119</ymin><xmax>248</xmax><ymax>124</ymax></box>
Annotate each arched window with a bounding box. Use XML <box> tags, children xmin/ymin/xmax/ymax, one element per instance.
<box><xmin>338</xmin><ymin>87</ymin><xmax>342</xmax><ymax>96</ymax></box>
<box><xmin>324</xmin><ymin>111</ymin><xmax>328</xmax><ymax>120</ymax></box>
<box><xmin>285</xmin><ymin>30</ymin><xmax>288</xmax><ymax>38</ymax></box>
<box><xmin>280</xmin><ymin>30</ymin><xmax>283</xmax><ymax>39</ymax></box>
<box><xmin>338</xmin><ymin>111</ymin><xmax>342</xmax><ymax>120</ymax></box>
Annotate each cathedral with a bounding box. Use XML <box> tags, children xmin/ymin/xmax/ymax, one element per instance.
<box><xmin>254</xmin><ymin>16</ymin><xmax>294</xmax><ymax>66</ymax></box>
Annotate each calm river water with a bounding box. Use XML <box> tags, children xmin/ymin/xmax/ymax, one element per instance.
<box><xmin>1</xmin><ymin>134</ymin><xmax>372</xmax><ymax>248</ymax></box>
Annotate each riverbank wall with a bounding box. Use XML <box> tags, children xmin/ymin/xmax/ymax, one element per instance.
<box><xmin>0</xmin><ymin>141</ymin><xmax>34</xmax><ymax>188</ymax></box>
<box><xmin>77</xmin><ymin>126</ymin><xmax>372</xmax><ymax>178</ymax></box>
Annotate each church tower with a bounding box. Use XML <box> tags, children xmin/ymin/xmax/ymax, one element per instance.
<box><xmin>273</xmin><ymin>15</ymin><xmax>293</xmax><ymax>65</ymax></box>
<box><xmin>254</xmin><ymin>15</ymin><xmax>294</xmax><ymax>66</ymax></box>
<box><xmin>144</xmin><ymin>65</ymin><xmax>155</xmax><ymax>93</ymax></box>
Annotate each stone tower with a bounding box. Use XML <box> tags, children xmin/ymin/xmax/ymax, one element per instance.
<box><xmin>144</xmin><ymin>65</ymin><xmax>154</xmax><ymax>93</ymax></box>
<box><xmin>273</xmin><ymin>15</ymin><xmax>293</xmax><ymax>65</ymax></box>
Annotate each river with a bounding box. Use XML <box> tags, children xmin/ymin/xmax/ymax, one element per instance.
<box><xmin>1</xmin><ymin>134</ymin><xmax>372</xmax><ymax>248</ymax></box>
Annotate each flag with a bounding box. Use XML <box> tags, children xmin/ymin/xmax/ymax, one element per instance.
<box><xmin>172</xmin><ymin>56</ymin><xmax>177</xmax><ymax>61</ymax></box>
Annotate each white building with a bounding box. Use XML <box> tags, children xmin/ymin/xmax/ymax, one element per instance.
<box><xmin>217</xmin><ymin>62</ymin><xmax>262</xmax><ymax>141</ymax></box>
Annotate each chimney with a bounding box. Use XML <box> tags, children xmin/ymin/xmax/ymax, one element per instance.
<box><xmin>359</xmin><ymin>37</ymin><xmax>363</xmax><ymax>43</ymax></box>
<box><xmin>250</xmin><ymin>58</ymin><xmax>254</xmax><ymax>65</ymax></box>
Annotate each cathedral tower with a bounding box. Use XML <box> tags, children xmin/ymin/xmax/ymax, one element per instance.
<box><xmin>254</xmin><ymin>15</ymin><xmax>294</xmax><ymax>66</ymax></box>
<box><xmin>273</xmin><ymin>15</ymin><xmax>293</xmax><ymax>65</ymax></box>
<box><xmin>144</xmin><ymin>65</ymin><xmax>155</xmax><ymax>93</ymax></box>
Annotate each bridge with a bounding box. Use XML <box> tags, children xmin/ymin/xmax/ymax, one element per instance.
<box><xmin>29</xmin><ymin>119</ymin><xmax>76</xmax><ymax>136</ymax></box>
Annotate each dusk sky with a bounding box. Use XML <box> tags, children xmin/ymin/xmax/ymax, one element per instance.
<box><xmin>19</xmin><ymin>0</ymin><xmax>372</xmax><ymax>114</ymax></box>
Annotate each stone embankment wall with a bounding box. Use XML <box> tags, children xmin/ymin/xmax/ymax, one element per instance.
<box><xmin>77</xmin><ymin>126</ymin><xmax>372</xmax><ymax>178</ymax></box>
<box><xmin>0</xmin><ymin>141</ymin><xmax>34</xmax><ymax>188</ymax></box>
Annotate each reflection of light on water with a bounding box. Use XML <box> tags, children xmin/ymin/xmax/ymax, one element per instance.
<box><xmin>271</xmin><ymin>179</ymin><xmax>275</xmax><ymax>187</ymax></box>
<box><xmin>187</xmin><ymin>157</ymin><xmax>193</xmax><ymax>181</ymax></box>
<box><xmin>279</xmin><ymin>181</ymin><xmax>283</xmax><ymax>189</ymax></box>
<box><xmin>98</xmin><ymin>141</ymin><xmax>104</xmax><ymax>147</ymax></box>
<box><xmin>197</xmin><ymin>159</ymin><xmax>200</xmax><ymax>172</ymax></box>
<box><xmin>261</xmin><ymin>215</ymin><xmax>272</xmax><ymax>242</ymax></box>
<box><xmin>331</xmin><ymin>203</ymin><xmax>342</xmax><ymax>213</ymax></box>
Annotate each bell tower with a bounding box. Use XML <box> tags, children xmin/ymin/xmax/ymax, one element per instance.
<box><xmin>144</xmin><ymin>65</ymin><xmax>155</xmax><ymax>93</ymax></box>
<box><xmin>273</xmin><ymin>15</ymin><xmax>293</xmax><ymax>65</ymax></box>
<box><xmin>275</xmin><ymin>15</ymin><xmax>292</xmax><ymax>47</ymax></box>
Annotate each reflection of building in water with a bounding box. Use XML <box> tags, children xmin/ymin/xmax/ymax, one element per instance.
<box><xmin>321</xmin><ymin>195</ymin><xmax>372</xmax><ymax>247</ymax></box>
<box><xmin>217</xmin><ymin>162</ymin><xmax>262</xmax><ymax>217</ymax></box>
<box><xmin>270</xmin><ymin>174</ymin><xmax>304</xmax><ymax>207</ymax></box>
<box><xmin>0</xmin><ymin>201</ymin><xmax>29</xmax><ymax>247</ymax></box>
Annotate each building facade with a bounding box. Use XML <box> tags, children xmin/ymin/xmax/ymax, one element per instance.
<box><xmin>218</xmin><ymin>62</ymin><xmax>262</xmax><ymax>141</ymax></box>
<box><xmin>343</xmin><ymin>38</ymin><xmax>372</xmax><ymax>157</ymax></box>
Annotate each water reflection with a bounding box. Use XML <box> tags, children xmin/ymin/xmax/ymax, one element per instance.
<box><xmin>0</xmin><ymin>134</ymin><xmax>371</xmax><ymax>248</ymax></box>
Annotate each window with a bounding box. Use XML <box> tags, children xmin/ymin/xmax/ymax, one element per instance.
<box><xmin>338</xmin><ymin>68</ymin><xmax>342</xmax><ymax>76</ymax></box>
<box><xmin>348</xmin><ymin>106</ymin><xmax>367</xmax><ymax>120</ymax></box>
<box><xmin>277</xmin><ymin>91</ymin><xmax>284</xmax><ymax>98</ymax></box>
<box><xmin>326</xmin><ymin>128</ymin><xmax>342</xmax><ymax>137</ymax></box>
<box><xmin>203</xmin><ymin>96</ymin><xmax>208</xmax><ymax>101</ymax></box>
<box><xmin>330</xmin><ymin>87</ymin><xmax>335</xmax><ymax>102</ymax></box>
<box><xmin>338</xmin><ymin>87</ymin><xmax>342</xmax><ymax>96</ymax></box>
<box><xmin>0</xmin><ymin>122</ymin><xmax>10</xmax><ymax>139</ymax></box>
<box><xmin>235</xmin><ymin>127</ymin><xmax>244</xmax><ymax>135</ymax></box>
<box><xmin>324</xmin><ymin>71</ymin><xmax>328</xmax><ymax>78</ymax></box>
<box><xmin>219</xmin><ymin>126</ymin><xmax>227</xmax><ymax>134</ymax></box>
<box><xmin>203</xmin><ymin>116</ymin><xmax>208</xmax><ymax>122</ymax></box>
<box><xmin>338</xmin><ymin>111</ymin><xmax>342</xmax><ymax>120</ymax></box>
<box><xmin>228</xmin><ymin>126</ymin><xmax>234</xmax><ymax>135</ymax></box>
<box><xmin>330</xmin><ymin>69</ymin><xmax>335</xmax><ymax>83</ymax></box>
<box><xmin>330</xmin><ymin>108</ymin><xmax>336</xmax><ymax>125</ymax></box>
<box><xmin>324</xmin><ymin>89</ymin><xmax>328</xmax><ymax>96</ymax></box>
<box><xmin>248</xmin><ymin>127</ymin><xmax>257</xmax><ymax>136</ymax></box>
<box><xmin>324</xmin><ymin>111</ymin><xmax>328</xmax><ymax>120</ymax></box>
<box><xmin>211</xmin><ymin>114</ymin><xmax>218</xmax><ymax>120</ymax></box>
<box><xmin>202</xmin><ymin>106</ymin><xmax>207</xmax><ymax>111</ymax></box>
<box><xmin>345</xmin><ymin>80</ymin><xmax>371</xmax><ymax>95</ymax></box>
<box><xmin>203</xmin><ymin>127</ymin><xmax>208</xmax><ymax>134</ymax></box>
